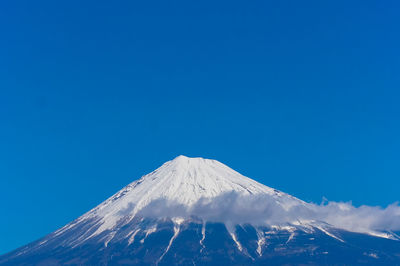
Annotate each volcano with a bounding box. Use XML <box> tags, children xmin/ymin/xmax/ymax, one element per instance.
<box><xmin>1</xmin><ymin>156</ymin><xmax>400</xmax><ymax>265</ymax></box>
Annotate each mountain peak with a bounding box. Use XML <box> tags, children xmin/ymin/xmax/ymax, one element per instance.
<box><xmin>169</xmin><ymin>155</ymin><xmax>208</xmax><ymax>167</ymax></box>
<box><xmin>169</xmin><ymin>155</ymin><xmax>216</xmax><ymax>168</ymax></box>
<box><xmin>154</xmin><ymin>156</ymin><xmax>272</xmax><ymax>199</ymax></box>
<box><xmin>171</xmin><ymin>154</ymin><xmax>190</xmax><ymax>161</ymax></box>
<box><xmin>79</xmin><ymin>156</ymin><xmax>302</xmax><ymax>237</ymax></box>
<box><xmin>172</xmin><ymin>154</ymin><xmax>191</xmax><ymax>160</ymax></box>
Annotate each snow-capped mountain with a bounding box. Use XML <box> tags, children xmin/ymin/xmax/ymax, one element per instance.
<box><xmin>71</xmin><ymin>155</ymin><xmax>306</xmax><ymax>239</ymax></box>
<box><xmin>1</xmin><ymin>156</ymin><xmax>400</xmax><ymax>265</ymax></box>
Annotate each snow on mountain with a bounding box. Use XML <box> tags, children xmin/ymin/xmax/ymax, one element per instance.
<box><xmin>54</xmin><ymin>155</ymin><xmax>398</xmax><ymax>243</ymax></box>
<box><xmin>58</xmin><ymin>155</ymin><xmax>305</xmax><ymax>238</ymax></box>
<box><xmin>2</xmin><ymin>156</ymin><xmax>400</xmax><ymax>265</ymax></box>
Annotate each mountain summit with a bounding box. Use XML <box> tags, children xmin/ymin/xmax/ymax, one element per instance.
<box><xmin>1</xmin><ymin>156</ymin><xmax>400</xmax><ymax>265</ymax></box>
<box><xmin>59</xmin><ymin>155</ymin><xmax>305</xmax><ymax>241</ymax></box>
<box><xmin>83</xmin><ymin>155</ymin><xmax>304</xmax><ymax>233</ymax></box>
<box><xmin>98</xmin><ymin>154</ymin><xmax>294</xmax><ymax>212</ymax></box>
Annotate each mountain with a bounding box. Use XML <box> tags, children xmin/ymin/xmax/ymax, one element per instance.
<box><xmin>1</xmin><ymin>155</ymin><xmax>400</xmax><ymax>265</ymax></box>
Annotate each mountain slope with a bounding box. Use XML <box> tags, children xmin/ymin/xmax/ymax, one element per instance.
<box><xmin>1</xmin><ymin>156</ymin><xmax>400</xmax><ymax>265</ymax></box>
<box><xmin>71</xmin><ymin>155</ymin><xmax>305</xmax><ymax>239</ymax></box>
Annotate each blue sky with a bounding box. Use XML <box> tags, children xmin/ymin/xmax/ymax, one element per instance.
<box><xmin>1</xmin><ymin>0</ymin><xmax>400</xmax><ymax>254</ymax></box>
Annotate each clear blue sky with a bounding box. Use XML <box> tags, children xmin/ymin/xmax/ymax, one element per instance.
<box><xmin>1</xmin><ymin>0</ymin><xmax>399</xmax><ymax>254</ymax></box>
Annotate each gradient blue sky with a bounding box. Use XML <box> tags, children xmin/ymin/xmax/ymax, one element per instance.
<box><xmin>1</xmin><ymin>0</ymin><xmax>400</xmax><ymax>254</ymax></box>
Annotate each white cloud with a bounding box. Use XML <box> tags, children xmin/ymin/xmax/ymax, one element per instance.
<box><xmin>136</xmin><ymin>192</ymin><xmax>400</xmax><ymax>234</ymax></box>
